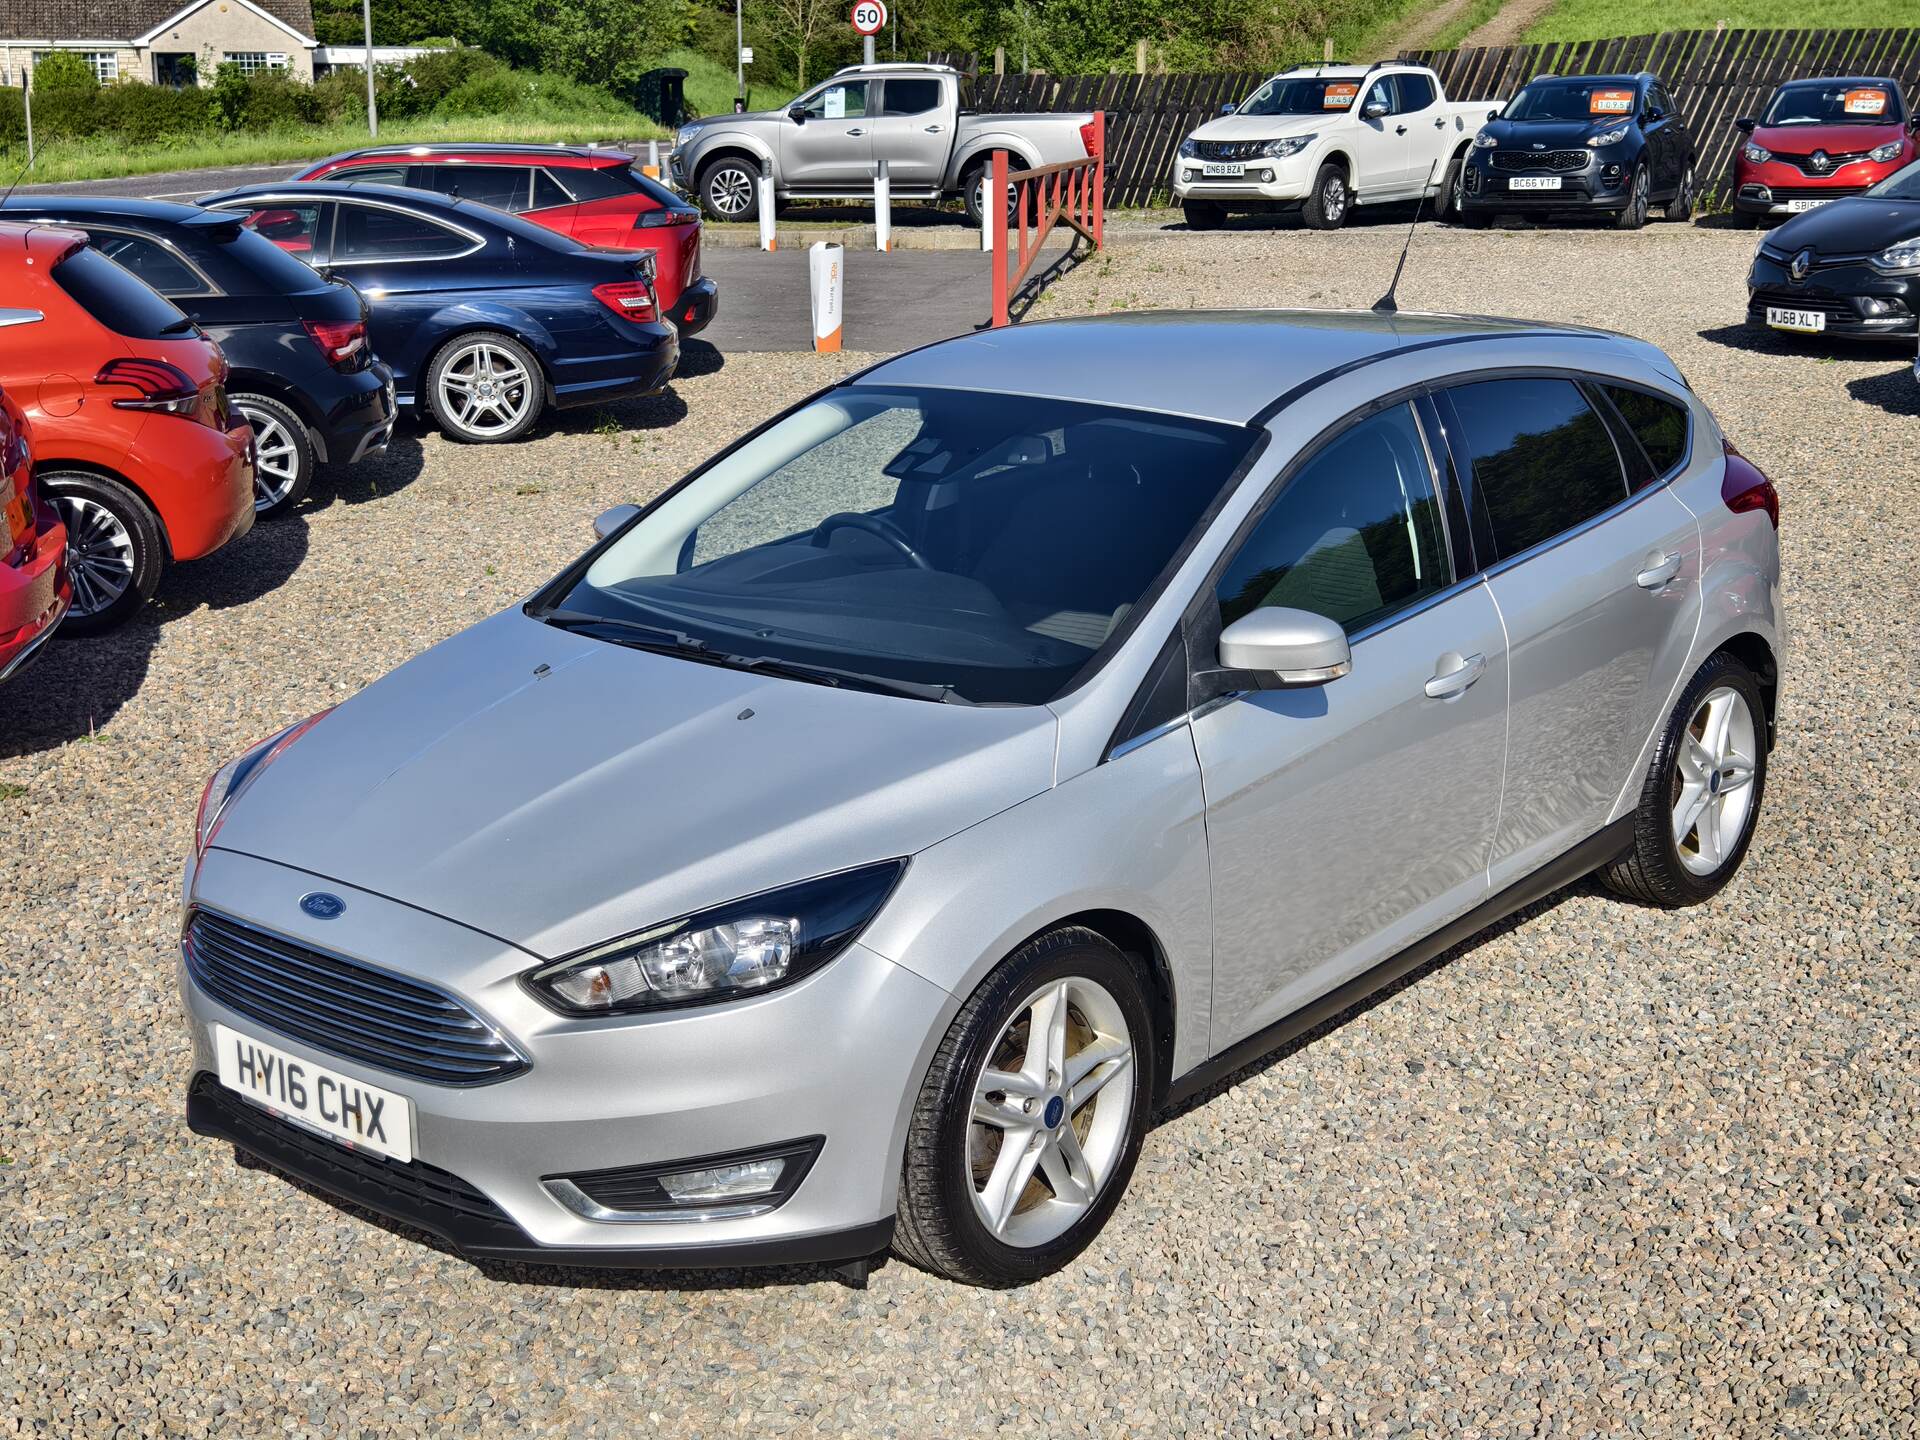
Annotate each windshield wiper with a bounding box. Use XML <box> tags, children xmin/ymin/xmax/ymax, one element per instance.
<box><xmin>719</xmin><ymin>652</ymin><xmax>971</xmax><ymax>704</ymax></box>
<box><xmin>538</xmin><ymin>607</ymin><xmax>710</xmax><ymax>655</ymax></box>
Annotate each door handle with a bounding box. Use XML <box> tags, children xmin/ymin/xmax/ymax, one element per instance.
<box><xmin>1636</xmin><ymin>551</ymin><xmax>1682</xmax><ymax>589</ymax></box>
<box><xmin>1424</xmin><ymin>652</ymin><xmax>1487</xmax><ymax>699</ymax></box>
<box><xmin>1434</xmin><ymin>117</ymin><xmax>1446</xmax><ymax>128</ymax></box>
<box><xmin>847</xmin><ymin>127</ymin><xmax>866</xmax><ymax>136</ymax></box>
<box><xmin>1395</xmin><ymin>124</ymin><xmax>1408</xmax><ymax>135</ymax></box>
<box><xmin>924</xmin><ymin>124</ymin><xmax>945</xmax><ymax>133</ymax></box>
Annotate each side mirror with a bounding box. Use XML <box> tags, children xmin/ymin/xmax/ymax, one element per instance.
<box><xmin>1217</xmin><ymin>608</ymin><xmax>1351</xmax><ymax>686</ymax></box>
<box><xmin>1486</xmin><ymin>105</ymin><xmax>1503</xmax><ymax>120</ymax></box>
<box><xmin>1735</xmin><ymin>116</ymin><xmax>1756</xmax><ymax>134</ymax></box>
<box><xmin>593</xmin><ymin>504</ymin><xmax>640</xmax><ymax>540</ymax></box>
<box><xmin>1219</xmin><ymin>101</ymin><xmax>1237</xmax><ymax>116</ymax></box>
<box><xmin>1363</xmin><ymin>101</ymin><xmax>1389</xmax><ymax>121</ymax></box>
<box><xmin>788</xmin><ymin>105</ymin><xmax>808</xmax><ymax>124</ymax></box>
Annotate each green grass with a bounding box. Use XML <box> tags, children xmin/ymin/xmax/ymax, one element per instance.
<box><xmin>1427</xmin><ymin>0</ymin><xmax>1514</xmax><ymax>51</ymax></box>
<box><xmin>1523</xmin><ymin>0</ymin><xmax>1901</xmax><ymax>43</ymax></box>
<box><xmin>659</xmin><ymin>47</ymin><xmax>798</xmax><ymax>119</ymax></box>
<box><xmin>1348</xmin><ymin>0</ymin><xmax>1459</xmax><ymax>61</ymax></box>
<box><xmin>4</xmin><ymin>112</ymin><xmax>668</xmax><ymax>184</ymax></box>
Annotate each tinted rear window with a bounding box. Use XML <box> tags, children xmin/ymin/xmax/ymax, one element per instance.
<box><xmin>1446</xmin><ymin>378</ymin><xmax>1629</xmax><ymax>560</ymax></box>
<box><xmin>52</xmin><ymin>246</ymin><xmax>191</xmax><ymax>340</ymax></box>
<box><xmin>556</xmin><ymin>164</ymin><xmax>641</xmax><ymax>201</ymax></box>
<box><xmin>421</xmin><ymin>163</ymin><xmax>530</xmax><ymax>211</ymax></box>
<box><xmin>216</xmin><ymin>223</ymin><xmax>334</xmax><ymax>292</ymax></box>
<box><xmin>1603</xmin><ymin>384</ymin><xmax>1689</xmax><ymax>479</ymax></box>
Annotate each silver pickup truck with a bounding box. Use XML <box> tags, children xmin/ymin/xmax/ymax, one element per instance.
<box><xmin>669</xmin><ymin>63</ymin><xmax>1097</xmax><ymax>225</ymax></box>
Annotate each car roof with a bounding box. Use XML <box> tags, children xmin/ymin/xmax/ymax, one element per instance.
<box><xmin>1532</xmin><ymin>73</ymin><xmax>1648</xmax><ymax>86</ymax></box>
<box><xmin>322</xmin><ymin>143</ymin><xmax>631</xmax><ymax>166</ymax></box>
<box><xmin>0</xmin><ymin>220</ymin><xmax>89</xmax><ymax>264</ymax></box>
<box><xmin>852</xmin><ymin>310</ymin><xmax>1650</xmax><ymax>426</ymax></box>
<box><xmin>0</xmin><ymin>194</ymin><xmax>230</xmax><ymax>227</ymax></box>
<box><xmin>207</xmin><ymin>180</ymin><xmax>481</xmax><ymax>209</ymax></box>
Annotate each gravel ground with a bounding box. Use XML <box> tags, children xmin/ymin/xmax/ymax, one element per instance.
<box><xmin>4</xmin><ymin>216</ymin><xmax>1918</xmax><ymax>1438</ymax></box>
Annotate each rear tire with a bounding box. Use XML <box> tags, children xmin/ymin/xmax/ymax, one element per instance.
<box><xmin>1301</xmin><ymin>163</ymin><xmax>1350</xmax><ymax>230</ymax></box>
<box><xmin>425</xmin><ymin>332</ymin><xmax>544</xmax><ymax>444</ymax></box>
<box><xmin>233</xmin><ymin>392</ymin><xmax>314</xmax><ymax>520</ymax></box>
<box><xmin>41</xmin><ymin>470</ymin><xmax>164</xmax><ymax>634</ymax></box>
<box><xmin>1664</xmin><ymin>161</ymin><xmax>1697</xmax><ymax>222</ymax></box>
<box><xmin>894</xmin><ymin>927</ymin><xmax>1155</xmax><ymax>1287</ymax></box>
<box><xmin>1181</xmin><ymin>199</ymin><xmax>1228</xmax><ymax>230</ymax></box>
<box><xmin>698</xmin><ymin>157</ymin><xmax>760</xmax><ymax>223</ymax></box>
<box><xmin>1430</xmin><ymin>154</ymin><xmax>1463</xmax><ymax>221</ymax></box>
<box><xmin>1602</xmin><ymin>652</ymin><xmax>1769</xmax><ymax>908</ymax></box>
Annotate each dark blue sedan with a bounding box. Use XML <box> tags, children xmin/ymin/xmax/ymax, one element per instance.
<box><xmin>199</xmin><ymin>182</ymin><xmax>678</xmax><ymax>443</ymax></box>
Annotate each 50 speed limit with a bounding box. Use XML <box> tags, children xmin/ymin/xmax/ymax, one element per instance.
<box><xmin>851</xmin><ymin>0</ymin><xmax>887</xmax><ymax>35</ymax></box>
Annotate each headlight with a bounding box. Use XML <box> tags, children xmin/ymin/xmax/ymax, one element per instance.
<box><xmin>1743</xmin><ymin>142</ymin><xmax>1772</xmax><ymax>164</ymax></box>
<box><xmin>1870</xmin><ymin>140</ymin><xmax>1903</xmax><ymax>163</ymax></box>
<box><xmin>1870</xmin><ymin>235</ymin><xmax>1920</xmax><ymax>273</ymax></box>
<box><xmin>1473</xmin><ymin>130</ymin><xmax>1497</xmax><ymax>148</ymax></box>
<box><xmin>1261</xmin><ymin>134</ymin><xmax>1315</xmax><ymax>159</ymax></box>
<box><xmin>1178</xmin><ymin>138</ymin><xmax>1198</xmax><ymax>158</ymax></box>
<box><xmin>674</xmin><ymin>126</ymin><xmax>696</xmax><ymax>147</ymax></box>
<box><xmin>1588</xmin><ymin>124</ymin><xmax>1629</xmax><ymax>146</ymax></box>
<box><xmin>526</xmin><ymin>860</ymin><xmax>905</xmax><ymax>1015</ymax></box>
<box><xmin>193</xmin><ymin>710</ymin><xmax>332</xmax><ymax>858</ymax></box>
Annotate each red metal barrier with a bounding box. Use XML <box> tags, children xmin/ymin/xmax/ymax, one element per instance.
<box><xmin>990</xmin><ymin>111</ymin><xmax>1104</xmax><ymax>329</ymax></box>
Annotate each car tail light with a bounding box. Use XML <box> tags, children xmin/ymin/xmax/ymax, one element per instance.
<box><xmin>95</xmin><ymin>358</ymin><xmax>201</xmax><ymax>417</ymax></box>
<box><xmin>637</xmin><ymin>207</ymin><xmax>700</xmax><ymax>229</ymax></box>
<box><xmin>592</xmin><ymin>280</ymin><xmax>658</xmax><ymax>323</ymax></box>
<box><xmin>303</xmin><ymin>317</ymin><xmax>368</xmax><ymax>371</ymax></box>
<box><xmin>1721</xmin><ymin>439</ymin><xmax>1779</xmax><ymax>529</ymax></box>
<box><xmin>1079</xmin><ymin>119</ymin><xmax>1099</xmax><ymax>156</ymax></box>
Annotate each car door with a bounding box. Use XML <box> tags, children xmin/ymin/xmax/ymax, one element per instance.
<box><xmin>868</xmin><ymin>76</ymin><xmax>949</xmax><ymax>188</ymax></box>
<box><xmin>1392</xmin><ymin>71</ymin><xmax>1449</xmax><ymax>190</ymax></box>
<box><xmin>1351</xmin><ymin>75</ymin><xmax>1412</xmax><ymax>199</ymax></box>
<box><xmin>1432</xmin><ymin>375</ymin><xmax>1701</xmax><ymax>890</ymax></box>
<box><xmin>781</xmin><ymin>78</ymin><xmax>875</xmax><ymax>188</ymax></box>
<box><xmin>1650</xmin><ymin>82</ymin><xmax>1689</xmax><ymax>185</ymax></box>
<box><xmin>1191</xmin><ymin>400</ymin><xmax>1508</xmax><ymax>1052</ymax></box>
<box><xmin>324</xmin><ymin>199</ymin><xmax>490</xmax><ymax>398</ymax></box>
<box><xmin>1639</xmin><ymin>85</ymin><xmax>1677</xmax><ymax>190</ymax></box>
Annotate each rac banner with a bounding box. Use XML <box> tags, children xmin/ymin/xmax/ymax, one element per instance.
<box><xmin>810</xmin><ymin>241</ymin><xmax>844</xmax><ymax>352</ymax></box>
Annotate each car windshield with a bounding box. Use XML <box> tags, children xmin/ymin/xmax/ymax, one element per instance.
<box><xmin>1237</xmin><ymin>76</ymin><xmax>1362</xmax><ymax>117</ymax></box>
<box><xmin>1504</xmin><ymin>80</ymin><xmax>1639</xmax><ymax>122</ymax></box>
<box><xmin>543</xmin><ymin>387</ymin><xmax>1259</xmax><ymax>705</ymax></box>
<box><xmin>1763</xmin><ymin>84</ymin><xmax>1905</xmax><ymax>126</ymax></box>
<box><xmin>1867</xmin><ymin>159</ymin><xmax>1920</xmax><ymax>199</ymax></box>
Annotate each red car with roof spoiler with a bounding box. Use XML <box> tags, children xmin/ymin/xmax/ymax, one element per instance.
<box><xmin>1732</xmin><ymin>77</ymin><xmax>1918</xmax><ymax>224</ymax></box>
<box><xmin>0</xmin><ymin>223</ymin><xmax>254</xmax><ymax>633</ymax></box>
<box><xmin>0</xmin><ymin>384</ymin><xmax>69</xmax><ymax>681</ymax></box>
<box><xmin>292</xmin><ymin>145</ymin><xmax>717</xmax><ymax>335</ymax></box>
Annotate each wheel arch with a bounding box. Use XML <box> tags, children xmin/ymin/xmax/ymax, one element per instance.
<box><xmin>695</xmin><ymin>146</ymin><xmax>770</xmax><ymax>188</ymax></box>
<box><xmin>34</xmin><ymin>459</ymin><xmax>173</xmax><ymax>561</ymax></box>
<box><xmin>228</xmin><ymin>375</ymin><xmax>326</xmax><ymax>459</ymax></box>
<box><xmin>1716</xmin><ymin>630</ymin><xmax>1779</xmax><ymax>749</ymax></box>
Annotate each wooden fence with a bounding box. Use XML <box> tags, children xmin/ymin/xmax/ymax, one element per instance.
<box><xmin>948</xmin><ymin>29</ymin><xmax>1920</xmax><ymax>210</ymax></box>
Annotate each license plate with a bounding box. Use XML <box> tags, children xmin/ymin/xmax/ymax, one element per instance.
<box><xmin>215</xmin><ymin>1023</ymin><xmax>413</xmax><ymax>1162</ymax></box>
<box><xmin>1786</xmin><ymin>197</ymin><xmax>1831</xmax><ymax>213</ymax></box>
<box><xmin>1202</xmin><ymin>162</ymin><xmax>1245</xmax><ymax>178</ymax></box>
<box><xmin>1766</xmin><ymin>306</ymin><xmax>1826</xmax><ymax>333</ymax></box>
<box><xmin>1509</xmin><ymin>176</ymin><xmax>1562</xmax><ymax>191</ymax></box>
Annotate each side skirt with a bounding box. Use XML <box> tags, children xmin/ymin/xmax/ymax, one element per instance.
<box><xmin>1163</xmin><ymin>815</ymin><xmax>1635</xmax><ymax>1109</ymax></box>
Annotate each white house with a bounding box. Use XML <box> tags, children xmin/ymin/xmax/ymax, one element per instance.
<box><xmin>0</xmin><ymin>0</ymin><xmax>320</xmax><ymax>87</ymax></box>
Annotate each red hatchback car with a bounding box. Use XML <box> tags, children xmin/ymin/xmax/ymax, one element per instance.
<box><xmin>293</xmin><ymin>145</ymin><xmax>718</xmax><ymax>334</ymax></box>
<box><xmin>1733</xmin><ymin>77</ymin><xmax>1917</xmax><ymax>224</ymax></box>
<box><xmin>0</xmin><ymin>383</ymin><xmax>69</xmax><ymax>681</ymax></box>
<box><xmin>0</xmin><ymin>223</ymin><xmax>255</xmax><ymax>632</ymax></box>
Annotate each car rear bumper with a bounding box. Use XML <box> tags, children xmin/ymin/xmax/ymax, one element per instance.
<box><xmin>0</xmin><ymin>503</ymin><xmax>70</xmax><ymax>681</ymax></box>
<box><xmin>133</xmin><ymin>417</ymin><xmax>257</xmax><ymax>561</ymax></box>
<box><xmin>669</xmin><ymin>277</ymin><xmax>719</xmax><ymax>336</ymax></box>
<box><xmin>548</xmin><ymin>321</ymin><xmax>680</xmax><ymax>408</ymax></box>
<box><xmin>315</xmin><ymin>364</ymin><xmax>396</xmax><ymax>467</ymax></box>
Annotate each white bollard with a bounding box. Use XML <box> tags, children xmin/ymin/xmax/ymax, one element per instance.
<box><xmin>809</xmin><ymin>242</ymin><xmax>843</xmax><ymax>353</ymax></box>
<box><xmin>644</xmin><ymin>138</ymin><xmax>661</xmax><ymax>181</ymax></box>
<box><xmin>980</xmin><ymin>173</ymin><xmax>994</xmax><ymax>252</ymax></box>
<box><xmin>874</xmin><ymin>159</ymin><xmax>891</xmax><ymax>253</ymax></box>
<box><xmin>758</xmin><ymin>161</ymin><xmax>777</xmax><ymax>252</ymax></box>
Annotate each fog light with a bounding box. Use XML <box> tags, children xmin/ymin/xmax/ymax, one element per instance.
<box><xmin>1253</xmin><ymin>168</ymin><xmax>1272</xmax><ymax>182</ymax></box>
<box><xmin>660</xmin><ymin>1158</ymin><xmax>787</xmax><ymax>1202</ymax></box>
<box><xmin>1861</xmin><ymin>297</ymin><xmax>1889</xmax><ymax>316</ymax></box>
<box><xmin>547</xmin><ymin>1136</ymin><xmax>824</xmax><ymax>1219</ymax></box>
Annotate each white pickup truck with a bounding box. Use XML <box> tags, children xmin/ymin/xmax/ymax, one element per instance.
<box><xmin>1171</xmin><ymin>62</ymin><xmax>1501</xmax><ymax>229</ymax></box>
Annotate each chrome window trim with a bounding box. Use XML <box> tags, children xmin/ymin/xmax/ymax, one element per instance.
<box><xmin>87</xmin><ymin>225</ymin><xmax>219</xmax><ymax>299</ymax></box>
<box><xmin>209</xmin><ymin>193</ymin><xmax>487</xmax><ymax>267</ymax></box>
<box><xmin>1106</xmin><ymin>712</ymin><xmax>1192</xmax><ymax>761</ymax></box>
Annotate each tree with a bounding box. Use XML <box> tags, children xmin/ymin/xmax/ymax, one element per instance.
<box><xmin>29</xmin><ymin>52</ymin><xmax>97</xmax><ymax>93</ymax></box>
<box><xmin>748</xmin><ymin>0</ymin><xmax>839</xmax><ymax>90</ymax></box>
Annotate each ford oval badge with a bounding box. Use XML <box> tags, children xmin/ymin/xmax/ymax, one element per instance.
<box><xmin>300</xmin><ymin>892</ymin><xmax>346</xmax><ymax>920</ymax></box>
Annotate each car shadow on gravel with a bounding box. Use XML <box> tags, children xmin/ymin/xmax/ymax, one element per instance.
<box><xmin>676</xmin><ymin>338</ymin><xmax>725</xmax><ymax>378</ymax></box>
<box><xmin>307</xmin><ymin>431</ymin><xmax>430</xmax><ymax>511</ymax></box>
<box><xmin>1696</xmin><ymin>321</ymin><xmax>1913</xmax><ymax>366</ymax></box>
<box><xmin>1846</xmin><ymin>365</ymin><xmax>1920</xmax><ymax>415</ymax></box>
<box><xmin>545</xmin><ymin>386</ymin><xmax>692</xmax><ymax>437</ymax></box>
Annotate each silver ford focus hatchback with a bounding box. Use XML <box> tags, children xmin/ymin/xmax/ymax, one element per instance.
<box><xmin>180</xmin><ymin>311</ymin><xmax>1783</xmax><ymax>1287</ymax></box>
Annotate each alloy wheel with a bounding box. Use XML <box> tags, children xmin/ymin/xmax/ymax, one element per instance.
<box><xmin>1633</xmin><ymin>168</ymin><xmax>1650</xmax><ymax>224</ymax></box>
<box><xmin>53</xmin><ymin>493</ymin><xmax>136</xmax><ymax>619</ymax></box>
<box><xmin>435</xmin><ymin>342</ymin><xmax>534</xmax><ymax>440</ymax></box>
<box><xmin>1669</xmin><ymin>685</ymin><xmax>1758</xmax><ymax>875</ymax></box>
<box><xmin>239</xmin><ymin>401</ymin><xmax>302</xmax><ymax>513</ymax></box>
<box><xmin>966</xmin><ymin>976</ymin><xmax>1135</xmax><ymax>1248</ymax></box>
<box><xmin>1324</xmin><ymin>175</ymin><xmax>1347</xmax><ymax>222</ymax></box>
<box><xmin>708</xmin><ymin>166</ymin><xmax>754</xmax><ymax>218</ymax></box>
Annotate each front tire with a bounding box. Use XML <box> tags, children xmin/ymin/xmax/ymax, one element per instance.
<box><xmin>233</xmin><ymin>393</ymin><xmax>314</xmax><ymax>520</ymax></box>
<box><xmin>1614</xmin><ymin>163</ymin><xmax>1651</xmax><ymax>230</ymax></box>
<box><xmin>698</xmin><ymin>157</ymin><xmax>760</xmax><ymax>223</ymax></box>
<box><xmin>1602</xmin><ymin>652</ymin><xmax>1769</xmax><ymax>907</ymax></box>
<box><xmin>425</xmin><ymin>332</ymin><xmax>543</xmax><ymax>444</ymax></box>
<box><xmin>41</xmin><ymin>470</ymin><xmax>165</xmax><ymax>634</ymax></box>
<box><xmin>894</xmin><ymin>927</ymin><xmax>1155</xmax><ymax>1287</ymax></box>
<box><xmin>1301</xmin><ymin>162</ymin><xmax>1350</xmax><ymax>230</ymax></box>
<box><xmin>1182</xmin><ymin>199</ymin><xmax>1228</xmax><ymax>230</ymax></box>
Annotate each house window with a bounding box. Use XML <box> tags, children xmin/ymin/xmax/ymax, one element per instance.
<box><xmin>224</xmin><ymin>52</ymin><xmax>289</xmax><ymax>74</ymax></box>
<box><xmin>29</xmin><ymin>50</ymin><xmax>118</xmax><ymax>83</ymax></box>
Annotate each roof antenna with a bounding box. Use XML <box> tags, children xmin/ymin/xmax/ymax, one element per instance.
<box><xmin>1372</xmin><ymin>157</ymin><xmax>1440</xmax><ymax>315</ymax></box>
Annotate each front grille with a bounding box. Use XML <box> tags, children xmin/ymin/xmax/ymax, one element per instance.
<box><xmin>185</xmin><ymin>909</ymin><xmax>527</xmax><ymax>1085</ymax></box>
<box><xmin>1192</xmin><ymin>139</ymin><xmax>1268</xmax><ymax>162</ymax></box>
<box><xmin>1771</xmin><ymin>150</ymin><xmax>1871</xmax><ymax>176</ymax></box>
<box><xmin>1491</xmin><ymin>149</ymin><xmax>1589</xmax><ymax>172</ymax></box>
<box><xmin>1748</xmin><ymin>288</ymin><xmax>1857</xmax><ymax>317</ymax></box>
<box><xmin>1755</xmin><ymin>184</ymin><xmax>1870</xmax><ymax>201</ymax></box>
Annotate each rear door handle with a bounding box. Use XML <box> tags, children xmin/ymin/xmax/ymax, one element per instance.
<box><xmin>924</xmin><ymin>124</ymin><xmax>946</xmax><ymax>133</ymax></box>
<box><xmin>1636</xmin><ymin>551</ymin><xmax>1683</xmax><ymax>589</ymax></box>
<box><xmin>1433</xmin><ymin>117</ymin><xmax>1446</xmax><ymax>128</ymax></box>
<box><xmin>1395</xmin><ymin>124</ymin><xmax>1408</xmax><ymax>135</ymax></box>
<box><xmin>1425</xmin><ymin>652</ymin><xmax>1487</xmax><ymax>699</ymax></box>
<box><xmin>847</xmin><ymin>127</ymin><xmax>866</xmax><ymax>136</ymax></box>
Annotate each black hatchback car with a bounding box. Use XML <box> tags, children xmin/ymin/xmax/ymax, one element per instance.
<box><xmin>0</xmin><ymin>196</ymin><xmax>393</xmax><ymax>518</ymax></box>
<box><xmin>1746</xmin><ymin>157</ymin><xmax>1920</xmax><ymax>342</ymax></box>
<box><xmin>1458</xmin><ymin>72</ymin><xmax>1696</xmax><ymax>228</ymax></box>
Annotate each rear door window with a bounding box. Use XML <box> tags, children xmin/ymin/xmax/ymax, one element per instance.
<box><xmin>1443</xmin><ymin>377</ymin><xmax>1629</xmax><ymax>561</ymax></box>
<box><xmin>90</xmin><ymin>232</ymin><xmax>208</xmax><ymax>296</ymax></box>
<box><xmin>51</xmin><ymin>246</ymin><xmax>192</xmax><ymax>339</ymax></box>
<box><xmin>235</xmin><ymin>202</ymin><xmax>327</xmax><ymax>259</ymax></box>
<box><xmin>1602</xmin><ymin>384</ymin><xmax>1690</xmax><ymax>481</ymax></box>
<box><xmin>330</xmin><ymin>164</ymin><xmax>410</xmax><ymax>187</ymax></box>
<box><xmin>880</xmin><ymin>78</ymin><xmax>943</xmax><ymax>116</ymax></box>
<box><xmin>1394</xmin><ymin>73</ymin><xmax>1436</xmax><ymax>113</ymax></box>
<box><xmin>331</xmin><ymin>203</ymin><xmax>475</xmax><ymax>263</ymax></box>
<box><xmin>556</xmin><ymin>164</ymin><xmax>639</xmax><ymax>201</ymax></box>
<box><xmin>532</xmin><ymin>169</ymin><xmax>575</xmax><ymax>209</ymax></box>
<box><xmin>421</xmin><ymin>164</ymin><xmax>531</xmax><ymax>212</ymax></box>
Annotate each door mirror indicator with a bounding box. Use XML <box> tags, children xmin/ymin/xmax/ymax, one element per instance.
<box><xmin>1217</xmin><ymin>608</ymin><xmax>1352</xmax><ymax>686</ymax></box>
<box><xmin>593</xmin><ymin>504</ymin><xmax>640</xmax><ymax>540</ymax></box>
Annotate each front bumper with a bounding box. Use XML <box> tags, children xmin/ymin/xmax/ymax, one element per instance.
<box><xmin>1459</xmin><ymin>156</ymin><xmax>1631</xmax><ymax>212</ymax></box>
<box><xmin>1747</xmin><ymin>253</ymin><xmax>1918</xmax><ymax>340</ymax></box>
<box><xmin>1171</xmin><ymin>156</ymin><xmax>1313</xmax><ymax>204</ymax></box>
<box><xmin>178</xmin><ymin>850</ymin><xmax>953</xmax><ymax>1269</ymax></box>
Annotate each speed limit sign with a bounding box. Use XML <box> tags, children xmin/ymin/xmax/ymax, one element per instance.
<box><xmin>851</xmin><ymin>0</ymin><xmax>886</xmax><ymax>35</ymax></box>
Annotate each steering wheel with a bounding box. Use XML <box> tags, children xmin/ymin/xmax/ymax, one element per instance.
<box><xmin>811</xmin><ymin>512</ymin><xmax>931</xmax><ymax>570</ymax></box>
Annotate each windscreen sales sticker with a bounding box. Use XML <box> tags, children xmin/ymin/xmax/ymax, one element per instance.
<box><xmin>1844</xmin><ymin>88</ymin><xmax>1888</xmax><ymax>115</ymax></box>
<box><xmin>1589</xmin><ymin>89</ymin><xmax>1635</xmax><ymax>115</ymax></box>
<box><xmin>1324</xmin><ymin>82</ymin><xmax>1359</xmax><ymax>109</ymax></box>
